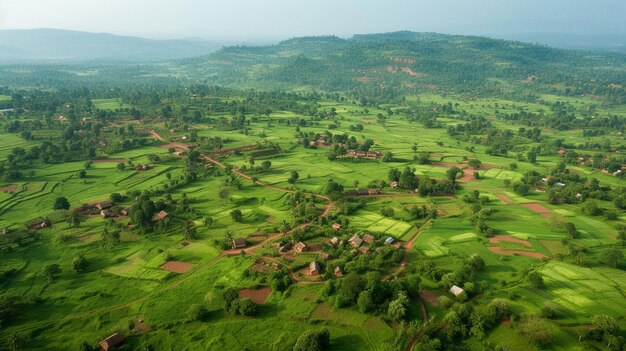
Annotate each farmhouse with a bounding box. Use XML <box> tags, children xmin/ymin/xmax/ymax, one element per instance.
<box><xmin>449</xmin><ymin>285</ymin><xmax>464</xmax><ymax>297</ymax></box>
<box><xmin>294</xmin><ymin>242</ymin><xmax>308</xmax><ymax>253</ymax></box>
<box><xmin>348</xmin><ymin>234</ymin><xmax>363</xmax><ymax>247</ymax></box>
<box><xmin>152</xmin><ymin>211</ymin><xmax>168</xmax><ymax>222</ymax></box>
<box><xmin>95</xmin><ymin>201</ymin><xmax>114</xmax><ymax>211</ymax></box>
<box><xmin>100</xmin><ymin>210</ymin><xmax>112</xmax><ymax>218</ymax></box>
<box><xmin>26</xmin><ymin>218</ymin><xmax>50</xmax><ymax>231</ymax></box>
<box><xmin>99</xmin><ymin>333</ymin><xmax>124</xmax><ymax>351</ymax></box>
<box><xmin>385</xmin><ymin>237</ymin><xmax>395</xmax><ymax>245</ymax></box>
<box><xmin>334</xmin><ymin>266</ymin><xmax>343</xmax><ymax>276</ymax></box>
<box><xmin>232</xmin><ymin>238</ymin><xmax>246</xmax><ymax>249</ymax></box>
<box><xmin>309</xmin><ymin>261</ymin><xmax>321</xmax><ymax>276</ymax></box>
<box><xmin>557</xmin><ymin>149</ymin><xmax>567</xmax><ymax>156</ymax></box>
<box><xmin>345</xmin><ymin>150</ymin><xmax>383</xmax><ymax>160</ymax></box>
<box><xmin>390</xmin><ymin>181</ymin><xmax>399</xmax><ymax>189</ymax></box>
<box><xmin>331</xmin><ymin>223</ymin><xmax>342</xmax><ymax>231</ymax></box>
<box><xmin>319</xmin><ymin>252</ymin><xmax>330</xmax><ymax>261</ymax></box>
<box><xmin>363</xmin><ymin>234</ymin><xmax>375</xmax><ymax>244</ymax></box>
<box><xmin>329</xmin><ymin>237</ymin><xmax>340</xmax><ymax>246</ymax></box>
<box><xmin>358</xmin><ymin>246</ymin><xmax>371</xmax><ymax>255</ymax></box>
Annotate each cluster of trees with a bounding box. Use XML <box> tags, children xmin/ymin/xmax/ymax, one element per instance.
<box><xmin>387</xmin><ymin>167</ymin><xmax>456</xmax><ymax>195</ymax></box>
<box><xmin>222</xmin><ymin>288</ymin><xmax>257</xmax><ymax>316</ymax></box>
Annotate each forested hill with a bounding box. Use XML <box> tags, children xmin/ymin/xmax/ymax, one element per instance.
<box><xmin>177</xmin><ymin>31</ymin><xmax>626</xmax><ymax>103</ymax></box>
<box><xmin>0</xmin><ymin>29</ymin><xmax>226</xmax><ymax>63</ymax></box>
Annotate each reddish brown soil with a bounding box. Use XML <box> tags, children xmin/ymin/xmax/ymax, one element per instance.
<box><xmin>0</xmin><ymin>185</ymin><xmax>17</xmax><ymax>192</ymax></box>
<box><xmin>496</xmin><ymin>194</ymin><xmax>513</xmax><ymax>203</ymax></box>
<box><xmin>265</xmin><ymin>216</ymin><xmax>275</xmax><ymax>222</ymax></box>
<box><xmin>489</xmin><ymin>235</ymin><xmax>532</xmax><ymax>247</ymax></box>
<box><xmin>92</xmin><ymin>158</ymin><xmax>127</xmax><ymax>163</ymax></box>
<box><xmin>487</xmin><ymin>247</ymin><xmax>547</xmax><ymax>259</ymax></box>
<box><xmin>501</xmin><ymin>318</ymin><xmax>511</xmax><ymax>327</ymax></box>
<box><xmin>160</xmin><ymin>261</ymin><xmax>195</xmax><ymax>273</ymax></box>
<box><xmin>420</xmin><ymin>290</ymin><xmax>439</xmax><ymax>306</ymax></box>
<box><xmin>521</xmin><ymin>203</ymin><xmax>553</xmax><ymax>217</ymax></box>
<box><xmin>239</xmin><ymin>287</ymin><xmax>272</xmax><ymax>304</ymax></box>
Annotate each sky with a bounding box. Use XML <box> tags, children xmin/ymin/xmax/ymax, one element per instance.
<box><xmin>0</xmin><ymin>0</ymin><xmax>625</xmax><ymax>40</ymax></box>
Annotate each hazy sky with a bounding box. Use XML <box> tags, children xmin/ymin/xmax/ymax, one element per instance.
<box><xmin>0</xmin><ymin>0</ymin><xmax>624</xmax><ymax>39</ymax></box>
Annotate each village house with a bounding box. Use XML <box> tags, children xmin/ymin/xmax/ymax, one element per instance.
<box><xmin>557</xmin><ymin>149</ymin><xmax>567</xmax><ymax>156</ymax></box>
<box><xmin>99</xmin><ymin>333</ymin><xmax>124</xmax><ymax>351</ymax></box>
<box><xmin>27</xmin><ymin>218</ymin><xmax>50</xmax><ymax>231</ymax></box>
<box><xmin>95</xmin><ymin>201</ymin><xmax>114</xmax><ymax>211</ymax></box>
<box><xmin>449</xmin><ymin>285</ymin><xmax>464</xmax><ymax>297</ymax></box>
<box><xmin>334</xmin><ymin>266</ymin><xmax>343</xmax><ymax>276</ymax></box>
<box><xmin>358</xmin><ymin>246</ymin><xmax>371</xmax><ymax>255</ymax></box>
<box><xmin>363</xmin><ymin>234</ymin><xmax>375</xmax><ymax>244</ymax></box>
<box><xmin>329</xmin><ymin>237</ymin><xmax>340</xmax><ymax>246</ymax></box>
<box><xmin>348</xmin><ymin>234</ymin><xmax>363</xmax><ymax>247</ymax></box>
<box><xmin>294</xmin><ymin>242</ymin><xmax>308</xmax><ymax>253</ymax></box>
<box><xmin>309</xmin><ymin>261</ymin><xmax>321</xmax><ymax>276</ymax></box>
<box><xmin>232</xmin><ymin>238</ymin><xmax>246</xmax><ymax>249</ymax></box>
<box><xmin>100</xmin><ymin>210</ymin><xmax>112</xmax><ymax>218</ymax></box>
<box><xmin>152</xmin><ymin>211</ymin><xmax>168</xmax><ymax>222</ymax></box>
<box><xmin>319</xmin><ymin>252</ymin><xmax>331</xmax><ymax>261</ymax></box>
<box><xmin>331</xmin><ymin>223</ymin><xmax>342</xmax><ymax>231</ymax></box>
<box><xmin>384</xmin><ymin>237</ymin><xmax>395</xmax><ymax>245</ymax></box>
<box><xmin>390</xmin><ymin>181</ymin><xmax>399</xmax><ymax>189</ymax></box>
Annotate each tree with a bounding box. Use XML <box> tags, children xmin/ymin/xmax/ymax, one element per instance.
<box><xmin>293</xmin><ymin>328</ymin><xmax>330</xmax><ymax>351</ymax></box>
<box><xmin>261</xmin><ymin>160</ymin><xmax>272</xmax><ymax>170</ymax></box>
<box><xmin>230</xmin><ymin>209</ymin><xmax>243</xmax><ymax>222</ymax></box>
<box><xmin>288</xmin><ymin>171</ymin><xmax>300</xmax><ymax>184</ymax></box>
<box><xmin>117</xmin><ymin>162</ymin><xmax>126</xmax><ymax>170</ymax></box>
<box><xmin>467</xmin><ymin>254</ymin><xmax>486</xmax><ymax>272</ymax></box>
<box><xmin>78</xmin><ymin>170</ymin><xmax>87</xmax><ymax>178</ymax></box>
<box><xmin>590</xmin><ymin>315</ymin><xmax>620</xmax><ymax>347</ymax></box>
<box><xmin>382</xmin><ymin>151</ymin><xmax>394</xmax><ymax>162</ymax></box>
<box><xmin>186</xmin><ymin>303</ymin><xmax>207</xmax><ymax>321</ymax></box>
<box><xmin>527</xmin><ymin>150</ymin><xmax>537</xmax><ymax>163</ymax></box>
<box><xmin>446</xmin><ymin>167</ymin><xmax>463</xmax><ymax>183</ymax></box>
<box><xmin>601</xmin><ymin>248</ymin><xmax>623</xmax><ymax>268</ymax></box>
<box><xmin>564</xmin><ymin>222</ymin><xmax>580</xmax><ymax>238</ymax></box>
<box><xmin>467</xmin><ymin>159</ymin><xmax>482</xmax><ymax>169</ymax></box>
<box><xmin>218</xmin><ymin>187</ymin><xmax>230</xmax><ymax>201</ymax></box>
<box><xmin>53</xmin><ymin>197</ymin><xmax>70</xmax><ymax>210</ymax></box>
<box><xmin>66</xmin><ymin>210</ymin><xmax>81</xmax><ymax>228</ymax></box>
<box><xmin>237</xmin><ymin>298</ymin><xmax>257</xmax><ymax>316</ymax></box>
<box><xmin>357</xmin><ymin>290</ymin><xmax>374</xmax><ymax>313</ymax></box>
<box><xmin>101</xmin><ymin>228</ymin><xmax>120</xmax><ymax>249</ymax></box>
<box><xmin>527</xmin><ymin>271</ymin><xmax>544</xmax><ymax>289</ymax></box>
<box><xmin>519</xmin><ymin>316</ymin><xmax>557</xmax><ymax>347</ymax></box>
<box><xmin>42</xmin><ymin>264</ymin><xmax>61</xmax><ymax>284</ymax></box>
<box><xmin>182</xmin><ymin>223</ymin><xmax>196</xmax><ymax>240</ymax></box>
<box><xmin>71</xmin><ymin>254</ymin><xmax>88</xmax><ymax>273</ymax></box>
<box><xmin>222</xmin><ymin>287</ymin><xmax>239</xmax><ymax>311</ymax></box>
<box><xmin>203</xmin><ymin>216</ymin><xmax>213</xmax><ymax>227</ymax></box>
<box><xmin>110</xmin><ymin>192</ymin><xmax>124</xmax><ymax>203</ymax></box>
<box><xmin>388</xmin><ymin>292</ymin><xmax>408</xmax><ymax>321</ymax></box>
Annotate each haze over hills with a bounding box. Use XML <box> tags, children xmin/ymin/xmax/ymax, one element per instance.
<box><xmin>0</xmin><ymin>28</ymin><xmax>231</xmax><ymax>63</ymax></box>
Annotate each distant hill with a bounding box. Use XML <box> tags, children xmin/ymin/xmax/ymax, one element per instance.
<box><xmin>174</xmin><ymin>31</ymin><xmax>626</xmax><ymax>100</ymax></box>
<box><xmin>0</xmin><ymin>29</ymin><xmax>229</xmax><ymax>63</ymax></box>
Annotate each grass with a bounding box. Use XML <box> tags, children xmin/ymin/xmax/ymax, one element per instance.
<box><xmin>0</xmin><ymin>95</ymin><xmax>624</xmax><ymax>351</ymax></box>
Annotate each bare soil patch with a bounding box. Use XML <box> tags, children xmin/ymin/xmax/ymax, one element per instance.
<box><xmin>0</xmin><ymin>185</ymin><xmax>17</xmax><ymax>192</ymax></box>
<box><xmin>521</xmin><ymin>203</ymin><xmax>553</xmax><ymax>217</ymax></box>
<box><xmin>160</xmin><ymin>261</ymin><xmax>195</xmax><ymax>273</ymax></box>
<box><xmin>265</xmin><ymin>216</ymin><xmax>275</xmax><ymax>222</ymax></box>
<box><xmin>420</xmin><ymin>290</ymin><xmax>439</xmax><ymax>306</ymax></box>
<box><xmin>239</xmin><ymin>287</ymin><xmax>272</xmax><ymax>304</ymax></box>
<box><xmin>488</xmin><ymin>247</ymin><xmax>546</xmax><ymax>259</ymax></box>
<box><xmin>156</xmin><ymin>143</ymin><xmax>185</xmax><ymax>152</ymax></box>
<box><xmin>92</xmin><ymin>158</ymin><xmax>127</xmax><ymax>163</ymax></box>
<box><xmin>489</xmin><ymin>235</ymin><xmax>532</xmax><ymax>247</ymax></box>
<box><xmin>496</xmin><ymin>194</ymin><xmax>513</xmax><ymax>203</ymax></box>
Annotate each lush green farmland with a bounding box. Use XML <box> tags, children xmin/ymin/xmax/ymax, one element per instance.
<box><xmin>0</xmin><ymin>33</ymin><xmax>625</xmax><ymax>351</ymax></box>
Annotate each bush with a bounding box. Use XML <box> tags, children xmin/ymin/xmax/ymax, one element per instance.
<box><xmin>293</xmin><ymin>328</ymin><xmax>330</xmax><ymax>351</ymax></box>
<box><xmin>186</xmin><ymin>303</ymin><xmax>207</xmax><ymax>321</ymax></box>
